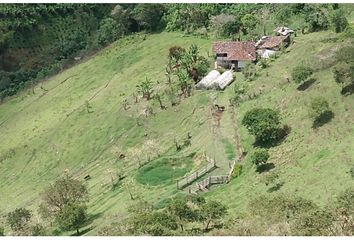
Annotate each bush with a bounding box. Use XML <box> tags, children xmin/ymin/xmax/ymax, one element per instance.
<box><xmin>242</xmin><ymin>63</ymin><xmax>257</xmax><ymax>81</ymax></box>
<box><xmin>309</xmin><ymin>97</ymin><xmax>331</xmax><ymax>120</ymax></box>
<box><xmin>292</xmin><ymin>66</ymin><xmax>313</xmax><ymax>84</ymax></box>
<box><xmin>349</xmin><ymin>165</ymin><xmax>354</xmax><ymax>179</ymax></box>
<box><xmin>96</xmin><ymin>17</ymin><xmax>124</xmax><ymax>46</ymax></box>
<box><xmin>242</xmin><ymin>108</ymin><xmax>282</xmax><ymax>144</ymax></box>
<box><xmin>251</xmin><ymin>149</ymin><xmax>269</xmax><ymax>167</ymax></box>
<box><xmin>330</xmin><ymin>9</ymin><xmax>349</xmax><ymax>33</ymax></box>
<box><xmin>7</xmin><ymin>208</ymin><xmax>32</xmax><ymax>234</ymax></box>
<box><xmin>309</xmin><ymin>97</ymin><xmax>333</xmax><ymax>128</ymax></box>
<box><xmin>231</xmin><ymin>164</ymin><xmax>243</xmax><ymax>179</ymax></box>
<box><xmin>291</xmin><ymin>208</ymin><xmax>334</xmax><ymax>235</ymax></box>
<box><xmin>332</xmin><ymin>63</ymin><xmax>354</xmax><ymax>85</ymax></box>
<box><xmin>258</xmin><ymin>58</ymin><xmax>269</xmax><ymax>69</ymax></box>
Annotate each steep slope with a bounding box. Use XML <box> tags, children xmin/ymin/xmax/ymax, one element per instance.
<box><xmin>0</xmin><ymin>31</ymin><xmax>353</xmax><ymax>234</ymax></box>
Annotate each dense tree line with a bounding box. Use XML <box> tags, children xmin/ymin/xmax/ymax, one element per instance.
<box><xmin>0</xmin><ymin>3</ymin><xmax>350</xmax><ymax>100</ymax></box>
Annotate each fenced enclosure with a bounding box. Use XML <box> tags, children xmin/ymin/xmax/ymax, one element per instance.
<box><xmin>176</xmin><ymin>158</ymin><xmax>216</xmax><ymax>189</ymax></box>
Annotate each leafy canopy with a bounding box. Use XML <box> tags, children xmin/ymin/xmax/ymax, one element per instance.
<box><xmin>242</xmin><ymin>108</ymin><xmax>281</xmax><ymax>144</ymax></box>
<box><xmin>55</xmin><ymin>204</ymin><xmax>87</xmax><ymax>235</ymax></box>
<box><xmin>292</xmin><ymin>66</ymin><xmax>313</xmax><ymax>84</ymax></box>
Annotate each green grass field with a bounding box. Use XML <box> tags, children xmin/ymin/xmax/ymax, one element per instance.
<box><xmin>0</xmin><ymin>30</ymin><xmax>353</xmax><ymax>235</ymax></box>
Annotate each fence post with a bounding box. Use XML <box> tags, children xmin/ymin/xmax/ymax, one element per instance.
<box><xmin>177</xmin><ymin>180</ymin><xmax>179</xmax><ymax>189</ymax></box>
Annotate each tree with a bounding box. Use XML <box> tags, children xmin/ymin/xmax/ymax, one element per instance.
<box><xmin>333</xmin><ymin>187</ymin><xmax>354</xmax><ymax>235</ymax></box>
<box><xmin>55</xmin><ymin>204</ymin><xmax>87</xmax><ymax>235</ymax></box>
<box><xmin>210</xmin><ymin>14</ymin><xmax>239</xmax><ymax>37</ymax></box>
<box><xmin>7</xmin><ymin>208</ymin><xmax>32</xmax><ymax>234</ymax></box>
<box><xmin>96</xmin><ymin>17</ymin><xmax>124</xmax><ymax>46</ymax></box>
<box><xmin>110</xmin><ymin>4</ymin><xmax>131</xmax><ymax>34</ymax></box>
<box><xmin>251</xmin><ymin>148</ymin><xmax>269</xmax><ymax>167</ymax></box>
<box><xmin>29</xmin><ymin>224</ymin><xmax>47</xmax><ymax>236</ymax></box>
<box><xmin>200</xmin><ymin>200</ymin><xmax>227</xmax><ymax>230</ymax></box>
<box><xmin>40</xmin><ymin>176</ymin><xmax>88</xmax><ymax>217</ymax></box>
<box><xmin>308</xmin><ymin>97</ymin><xmax>333</xmax><ymax>127</ymax></box>
<box><xmin>291</xmin><ymin>66</ymin><xmax>313</xmax><ymax>84</ymax></box>
<box><xmin>131</xmin><ymin>4</ymin><xmax>165</xmax><ymax>31</ymax></box>
<box><xmin>137</xmin><ymin>77</ymin><xmax>154</xmax><ymax>100</ymax></box>
<box><xmin>242</xmin><ymin>108</ymin><xmax>282</xmax><ymax>144</ymax></box>
<box><xmin>167</xmin><ymin>197</ymin><xmax>196</xmax><ymax>231</ymax></box>
<box><xmin>241</xmin><ymin>14</ymin><xmax>259</xmax><ymax>35</ymax></box>
<box><xmin>330</xmin><ymin>9</ymin><xmax>348</xmax><ymax>33</ymax></box>
<box><xmin>291</xmin><ymin>208</ymin><xmax>334</xmax><ymax>236</ymax></box>
<box><xmin>304</xmin><ymin>7</ymin><xmax>329</xmax><ymax>32</ymax></box>
<box><xmin>130</xmin><ymin>210</ymin><xmax>178</xmax><ymax>236</ymax></box>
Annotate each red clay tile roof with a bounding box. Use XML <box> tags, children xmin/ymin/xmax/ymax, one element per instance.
<box><xmin>256</xmin><ymin>36</ymin><xmax>288</xmax><ymax>49</ymax></box>
<box><xmin>212</xmin><ymin>41</ymin><xmax>256</xmax><ymax>61</ymax></box>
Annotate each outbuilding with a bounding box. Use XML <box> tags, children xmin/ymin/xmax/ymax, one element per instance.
<box><xmin>212</xmin><ymin>41</ymin><xmax>256</xmax><ymax>71</ymax></box>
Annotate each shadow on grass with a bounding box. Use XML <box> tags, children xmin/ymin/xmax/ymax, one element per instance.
<box><xmin>267</xmin><ymin>182</ymin><xmax>284</xmax><ymax>193</ymax></box>
<box><xmin>312</xmin><ymin>111</ymin><xmax>334</xmax><ymax>129</ymax></box>
<box><xmin>70</xmin><ymin>226</ymin><xmax>94</xmax><ymax>236</ymax></box>
<box><xmin>256</xmin><ymin>163</ymin><xmax>275</xmax><ymax>173</ymax></box>
<box><xmin>341</xmin><ymin>83</ymin><xmax>354</xmax><ymax>96</ymax></box>
<box><xmin>297</xmin><ymin>78</ymin><xmax>316</xmax><ymax>91</ymax></box>
<box><xmin>69</xmin><ymin>213</ymin><xmax>103</xmax><ymax>236</ymax></box>
<box><xmin>254</xmin><ymin>125</ymin><xmax>291</xmax><ymax>148</ymax></box>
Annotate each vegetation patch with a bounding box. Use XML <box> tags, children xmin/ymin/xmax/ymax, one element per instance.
<box><xmin>221</xmin><ymin>138</ymin><xmax>236</xmax><ymax>160</ymax></box>
<box><xmin>136</xmin><ymin>154</ymin><xmax>194</xmax><ymax>186</ymax></box>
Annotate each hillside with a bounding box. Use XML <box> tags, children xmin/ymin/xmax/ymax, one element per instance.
<box><xmin>1</xmin><ymin>28</ymin><xmax>354</xmax><ymax>235</ymax></box>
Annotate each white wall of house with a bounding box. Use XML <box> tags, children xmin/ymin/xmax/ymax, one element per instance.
<box><xmin>238</xmin><ymin>61</ymin><xmax>248</xmax><ymax>68</ymax></box>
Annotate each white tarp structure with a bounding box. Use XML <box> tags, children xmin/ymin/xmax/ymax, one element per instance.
<box><xmin>216</xmin><ymin>70</ymin><xmax>234</xmax><ymax>90</ymax></box>
<box><xmin>261</xmin><ymin>49</ymin><xmax>277</xmax><ymax>59</ymax></box>
<box><xmin>274</xmin><ymin>27</ymin><xmax>294</xmax><ymax>36</ymax></box>
<box><xmin>195</xmin><ymin>70</ymin><xmax>220</xmax><ymax>89</ymax></box>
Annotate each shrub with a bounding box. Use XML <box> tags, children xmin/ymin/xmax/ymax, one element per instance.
<box><xmin>0</xmin><ymin>226</ymin><xmax>4</xmax><ymax>236</ymax></box>
<box><xmin>7</xmin><ymin>208</ymin><xmax>32</xmax><ymax>234</ymax></box>
<box><xmin>168</xmin><ymin>46</ymin><xmax>186</xmax><ymax>63</ymax></box>
<box><xmin>291</xmin><ymin>66</ymin><xmax>313</xmax><ymax>84</ymax></box>
<box><xmin>251</xmin><ymin>149</ymin><xmax>269</xmax><ymax>167</ymax></box>
<box><xmin>349</xmin><ymin>165</ymin><xmax>354</xmax><ymax>179</ymax></box>
<box><xmin>291</xmin><ymin>208</ymin><xmax>334</xmax><ymax>235</ymax></box>
<box><xmin>96</xmin><ymin>17</ymin><xmax>124</xmax><ymax>46</ymax></box>
<box><xmin>195</xmin><ymin>56</ymin><xmax>209</xmax><ymax>79</ymax></box>
<box><xmin>258</xmin><ymin>58</ymin><xmax>269</xmax><ymax>69</ymax></box>
<box><xmin>242</xmin><ymin>108</ymin><xmax>282</xmax><ymax>144</ymax></box>
<box><xmin>332</xmin><ymin>63</ymin><xmax>354</xmax><ymax>85</ymax></box>
<box><xmin>330</xmin><ymin>9</ymin><xmax>349</xmax><ymax>33</ymax></box>
<box><xmin>309</xmin><ymin>97</ymin><xmax>331</xmax><ymax>120</ymax></box>
<box><xmin>231</xmin><ymin>164</ymin><xmax>243</xmax><ymax>179</ymax></box>
<box><xmin>242</xmin><ymin>63</ymin><xmax>257</xmax><ymax>81</ymax></box>
<box><xmin>309</xmin><ymin>97</ymin><xmax>333</xmax><ymax>128</ymax></box>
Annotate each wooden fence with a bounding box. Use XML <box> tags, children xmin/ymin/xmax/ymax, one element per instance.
<box><xmin>189</xmin><ymin>175</ymin><xmax>229</xmax><ymax>193</ymax></box>
<box><xmin>176</xmin><ymin>158</ymin><xmax>216</xmax><ymax>189</ymax></box>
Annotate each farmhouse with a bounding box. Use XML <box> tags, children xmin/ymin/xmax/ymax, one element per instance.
<box><xmin>255</xmin><ymin>35</ymin><xmax>290</xmax><ymax>58</ymax></box>
<box><xmin>212</xmin><ymin>41</ymin><xmax>256</xmax><ymax>70</ymax></box>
